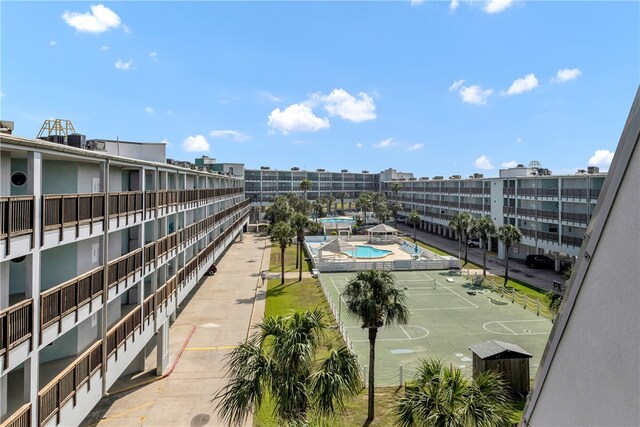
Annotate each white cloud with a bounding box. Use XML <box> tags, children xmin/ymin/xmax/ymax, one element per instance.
<box><xmin>501</xmin><ymin>160</ymin><xmax>519</xmax><ymax>168</ymax></box>
<box><xmin>144</xmin><ymin>107</ymin><xmax>154</xmax><ymax>114</ymax></box>
<box><xmin>268</xmin><ymin>104</ymin><xmax>330</xmax><ymax>134</ymax></box>
<box><xmin>474</xmin><ymin>155</ymin><xmax>494</xmax><ymax>170</ymax></box>
<box><xmin>516</xmin><ymin>137</ymin><xmax>523</xmax><ymax>144</ymax></box>
<box><xmin>292</xmin><ymin>140</ymin><xmax>311</xmax><ymax>145</ymax></box>
<box><xmin>410</xmin><ymin>0</ymin><xmax>425</xmax><ymax>5</ymax></box>
<box><xmin>182</xmin><ymin>135</ymin><xmax>209</xmax><ymax>152</ymax></box>
<box><xmin>356</xmin><ymin>143</ymin><xmax>363</xmax><ymax>149</ymax></box>
<box><xmin>450</xmin><ymin>0</ymin><xmax>460</xmax><ymax>12</ymax></box>
<box><xmin>209</xmin><ymin>130</ymin><xmax>250</xmax><ymax>142</ymax></box>
<box><xmin>504</xmin><ymin>74</ymin><xmax>539</xmax><ymax>95</ymax></box>
<box><xmin>122</xmin><ymin>24</ymin><xmax>131</xmax><ymax>34</ymax></box>
<box><xmin>149</xmin><ymin>52</ymin><xmax>157</xmax><ymax>61</ymax></box>
<box><xmin>553</xmin><ymin>68</ymin><xmax>582</xmax><ymax>83</ymax></box>
<box><xmin>0</xmin><ymin>91</ymin><xmax>4</xmax><ymax>98</ymax></box>
<box><xmin>100</xmin><ymin>45</ymin><xmax>110</xmax><ymax>51</ymax></box>
<box><xmin>49</xmin><ymin>40</ymin><xmax>57</xmax><ymax>46</ymax></box>
<box><xmin>407</xmin><ymin>143</ymin><xmax>424</xmax><ymax>151</ymax></box>
<box><xmin>115</xmin><ymin>59</ymin><xmax>134</xmax><ymax>71</ymax></box>
<box><xmin>62</xmin><ymin>4</ymin><xmax>122</xmax><ymax>34</ymax></box>
<box><xmin>313</xmin><ymin>89</ymin><xmax>376</xmax><ymax>122</ymax></box>
<box><xmin>449</xmin><ymin>79</ymin><xmax>465</xmax><ymax>92</ymax></box>
<box><xmin>459</xmin><ymin>85</ymin><xmax>493</xmax><ymax>105</ymax></box>
<box><xmin>374</xmin><ymin>138</ymin><xmax>398</xmax><ymax>149</ymax></box>
<box><xmin>159</xmin><ymin>138</ymin><xmax>172</xmax><ymax>148</ymax></box>
<box><xmin>257</xmin><ymin>90</ymin><xmax>283</xmax><ymax>103</ymax></box>
<box><xmin>588</xmin><ymin>149</ymin><xmax>614</xmax><ymax>169</ymax></box>
<box><xmin>484</xmin><ymin>0</ymin><xmax>513</xmax><ymax>13</ymax></box>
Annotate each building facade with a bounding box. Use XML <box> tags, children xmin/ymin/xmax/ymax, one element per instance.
<box><xmin>383</xmin><ymin>165</ymin><xmax>606</xmax><ymax>263</ymax></box>
<box><xmin>0</xmin><ymin>134</ymin><xmax>250</xmax><ymax>427</ymax></box>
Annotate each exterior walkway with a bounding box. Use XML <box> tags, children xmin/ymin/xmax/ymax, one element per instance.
<box><xmin>81</xmin><ymin>233</ymin><xmax>270</xmax><ymax>427</ymax></box>
<box><xmin>395</xmin><ymin>223</ymin><xmax>566</xmax><ymax>292</ymax></box>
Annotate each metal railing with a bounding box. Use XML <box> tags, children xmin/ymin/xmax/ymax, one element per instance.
<box><xmin>0</xmin><ymin>299</ymin><xmax>33</xmax><ymax>365</ymax></box>
<box><xmin>0</xmin><ymin>196</ymin><xmax>35</xmax><ymax>255</ymax></box>
<box><xmin>42</xmin><ymin>193</ymin><xmax>104</xmax><ymax>241</ymax></box>
<box><xmin>40</xmin><ymin>267</ymin><xmax>103</xmax><ymax>335</ymax></box>
<box><xmin>38</xmin><ymin>340</ymin><xmax>102</xmax><ymax>427</ymax></box>
<box><xmin>106</xmin><ymin>306</ymin><xmax>142</xmax><ymax>359</ymax></box>
<box><xmin>107</xmin><ymin>249</ymin><xmax>143</xmax><ymax>291</ymax></box>
<box><xmin>0</xmin><ymin>402</ymin><xmax>31</xmax><ymax>427</ymax></box>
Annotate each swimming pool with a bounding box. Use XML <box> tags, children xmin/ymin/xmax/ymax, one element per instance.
<box><xmin>319</xmin><ymin>217</ymin><xmax>355</xmax><ymax>224</ymax></box>
<box><xmin>342</xmin><ymin>245</ymin><xmax>393</xmax><ymax>259</ymax></box>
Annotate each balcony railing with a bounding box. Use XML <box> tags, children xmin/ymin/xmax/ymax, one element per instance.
<box><xmin>562</xmin><ymin>235</ymin><xmax>584</xmax><ymax>247</ymax></box>
<box><xmin>143</xmin><ymin>294</ymin><xmax>155</xmax><ymax>323</ymax></box>
<box><xmin>38</xmin><ymin>340</ymin><xmax>102</xmax><ymax>427</ymax></box>
<box><xmin>42</xmin><ymin>194</ymin><xmax>105</xmax><ymax>242</ymax></box>
<box><xmin>106</xmin><ymin>306</ymin><xmax>142</xmax><ymax>360</ymax></box>
<box><xmin>0</xmin><ymin>196</ymin><xmax>35</xmax><ymax>255</ymax></box>
<box><xmin>0</xmin><ymin>299</ymin><xmax>33</xmax><ymax>364</ymax></box>
<box><xmin>561</xmin><ymin>188</ymin><xmax>588</xmax><ymax>199</ymax></box>
<box><xmin>40</xmin><ymin>267</ymin><xmax>103</xmax><ymax>336</ymax></box>
<box><xmin>107</xmin><ymin>249</ymin><xmax>143</xmax><ymax>291</ymax></box>
<box><xmin>561</xmin><ymin>212</ymin><xmax>589</xmax><ymax>224</ymax></box>
<box><xmin>108</xmin><ymin>191</ymin><xmax>143</xmax><ymax>226</ymax></box>
<box><xmin>0</xmin><ymin>402</ymin><xmax>31</xmax><ymax>427</ymax></box>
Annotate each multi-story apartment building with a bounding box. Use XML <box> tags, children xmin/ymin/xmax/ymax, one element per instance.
<box><xmin>383</xmin><ymin>164</ymin><xmax>606</xmax><ymax>264</ymax></box>
<box><xmin>242</xmin><ymin>166</ymin><xmax>383</xmax><ymax>222</ymax></box>
<box><xmin>0</xmin><ymin>133</ymin><xmax>249</xmax><ymax>427</ymax></box>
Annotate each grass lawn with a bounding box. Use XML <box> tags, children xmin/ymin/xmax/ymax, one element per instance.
<box><xmin>268</xmin><ymin>242</ymin><xmax>312</xmax><ymax>274</ymax></box>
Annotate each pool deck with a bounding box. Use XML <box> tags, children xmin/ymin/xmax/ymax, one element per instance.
<box><xmin>315</xmin><ymin>242</ymin><xmax>413</xmax><ymax>262</ymax></box>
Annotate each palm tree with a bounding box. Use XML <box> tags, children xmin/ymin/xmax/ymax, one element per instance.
<box><xmin>326</xmin><ymin>195</ymin><xmax>335</xmax><ymax>216</ymax></box>
<box><xmin>356</xmin><ymin>192</ymin><xmax>373</xmax><ymax>226</ymax></box>
<box><xmin>265</xmin><ymin>195</ymin><xmax>293</xmax><ymax>225</ymax></box>
<box><xmin>469</xmin><ymin>215</ymin><xmax>496</xmax><ymax>278</ymax></box>
<box><xmin>393</xmin><ymin>359</ymin><xmax>514</xmax><ymax>427</ymax></box>
<box><xmin>407</xmin><ymin>209</ymin><xmax>421</xmax><ymax>243</ymax></box>
<box><xmin>390</xmin><ymin>182</ymin><xmax>401</xmax><ymax>228</ymax></box>
<box><xmin>448</xmin><ymin>213</ymin><xmax>470</xmax><ymax>264</ymax></box>
<box><xmin>496</xmin><ymin>224</ymin><xmax>523</xmax><ymax>286</ymax></box>
<box><xmin>371</xmin><ymin>192</ymin><xmax>389</xmax><ymax>224</ymax></box>
<box><xmin>336</xmin><ymin>191</ymin><xmax>348</xmax><ymax>212</ymax></box>
<box><xmin>299</xmin><ymin>178</ymin><xmax>312</xmax><ymax>200</ymax></box>
<box><xmin>270</xmin><ymin>221</ymin><xmax>295</xmax><ymax>285</ymax></box>
<box><xmin>213</xmin><ymin>309</ymin><xmax>362</xmax><ymax>426</ymax></box>
<box><xmin>463</xmin><ymin>216</ymin><xmax>476</xmax><ymax>265</ymax></box>
<box><xmin>314</xmin><ymin>197</ymin><xmax>326</xmax><ymax>222</ymax></box>
<box><xmin>290</xmin><ymin>212</ymin><xmax>311</xmax><ymax>281</ymax></box>
<box><xmin>343</xmin><ymin>270</ymin><xmax>409</xmax><ymax>422</ymax></box>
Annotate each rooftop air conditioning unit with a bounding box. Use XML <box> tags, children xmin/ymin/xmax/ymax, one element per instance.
<box><xmin>450</xmin><ymin>175</ymin><xmax>461</xmax><ymax>179</ymax></box>
<box><xmin>473</xmin><ymin>173</ymin><xmax>484</xmax><ymax>178</ymax></box>
<box><xmin>341</xmin><ymin>169</ymin><xmax>348</xmax><ymax>172</ymax></box>
<box><xmin>260</xmin><ymin>166</ymin><xmax>271</xmax><ymax>170</ymax></box>
<box><xmin>362</xmin><ymin>170</ymin><xmax>369</xmax><ymax>173</ymax></box>
<box><xmin>433</xmin><ymin>176</ymin><xmax>443</xmax><ymax>180</ymax></box>
<box><xmin>587</xmin><ymin>166</ymin><xmax>600</xmax><ymax>174</ymax></box>
<box><xmin>291</xmin><ymin>167</ymin><xmax>300</xmax><ymax>171</ymax></box>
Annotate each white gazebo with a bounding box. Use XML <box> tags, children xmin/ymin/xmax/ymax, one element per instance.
<box><xmin>317</xmin><ymin>238</ymin><xmax>356</xmax><ymax>262</ymax></box>
<box><xmin>366</xmin><ymin>224</ymin><xmax>399</xmax><ymax>244</ymax></box>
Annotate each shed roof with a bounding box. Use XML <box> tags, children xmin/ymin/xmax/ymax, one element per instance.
<box><xmin>318</xmin><ymin>238</ymin><xmax>355</xmax><ymax>254</ymax></box>
<box><xmin>469</xmin><ymin>340</ymin><xmax>532</xmax><ymax>359</ymax></box>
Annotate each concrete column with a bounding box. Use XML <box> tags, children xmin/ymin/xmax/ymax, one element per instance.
<box><xmin>1</xmin><ymin>372</ymin><xmax>6</xmax><ymax>419</ymax></box>
<box><xmin>156</xmin><ymin>320</ymin><xmax>169</xmax><ymax>375</ymax></box>
<box><xmin>0</xmin><ymin>262</ymin><xmax>8</xmax><ymax>310</ymax></box>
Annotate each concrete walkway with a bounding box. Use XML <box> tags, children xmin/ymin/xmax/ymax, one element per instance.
<box><xmin>82</xmin><ymin>233</ymin><xmax>270</xmax><ymax>427</ymax></box>
<box><xmin>395</xmin><ymin>223</ymin><xmax>565</xmax><ymax>292</ymax></box>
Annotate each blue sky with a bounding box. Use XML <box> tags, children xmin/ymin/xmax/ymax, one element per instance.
<box><xmin>2</xmin><ymin>1</ymin><xmax>639</xmax><ymax>178</ymax></box>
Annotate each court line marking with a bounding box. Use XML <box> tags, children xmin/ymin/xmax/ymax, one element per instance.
<box><xmin>498</xmin><ymin>321</ymin><xmax>518</xmax><ymax>335</ymax></box>
<box><xmin>345</xmin><ymin>324</ymin><xmax>429</xmax><ymax>342</ymax></box>
<box><xmin>399</xmin><ymin>325</ymin><xmax>411</xmax><ymax>339</ymax></box>
<box><xmin>434</xmin><ymin>280</ymin><xmax>479</xmax><ymax>309</ymax></box>
<box><xmin>483</xmin><ymin>320</ymin><xmax>551</xmax><ymax>336</ymax></box>
<box><xmin>410</xmin><ymin>306</ymin><xmax>476</xmax><ymax>311</ymax></box>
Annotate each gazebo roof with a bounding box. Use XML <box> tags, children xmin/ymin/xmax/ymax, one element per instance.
<box><xmin>318</xmin><ymin>238</ymin><xmax>356</xmax><ymax>254</ymax></box>
<box><xmin>469</xmin><ymin>340</ymin><xmax>532</xmax><ymax>360</ymax></box>
<box><xmin>366</xmin><ymin>224</ymin><xmax>398</xmax><ymax>234</ymax></box>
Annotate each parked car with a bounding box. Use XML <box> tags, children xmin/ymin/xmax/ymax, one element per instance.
<box><xmin>207</xmin><ymin>264</ymin><xmax>218</xmax><ymax>275</ymax></box>
<box><xmin>467</xmin><ymin>239</ymin><xmax>481</xmax><ymax>248</ymax></box>
<box><xmin>525</xmin><ymin>255</ymin><xmax>555</xmax><ymax>269</ymax></box>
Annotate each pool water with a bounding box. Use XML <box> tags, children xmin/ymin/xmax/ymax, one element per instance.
<box><xmin>343</xmin><ymin>245</ymin><xmax>393</xmax><ymax>259</ymax></box>
<box><xmin>319</xmin><ymin>218</ymin><xmax>355</xmax><ymax>224</ymax></box>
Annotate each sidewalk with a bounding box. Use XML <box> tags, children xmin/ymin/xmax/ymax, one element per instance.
<box><xmin>395</xmin><ymin>224</ymin><xmax>564</xmax><ymax>292</ymax></box>
<box><xmin>82</xmin><ymin>233</ymin><xmax>270</xmax><ymax>427</ymax></box>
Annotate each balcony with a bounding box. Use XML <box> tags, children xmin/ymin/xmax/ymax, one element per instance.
<box><xmin>38</xmin><ymin>340</ymin><xmax>102</xmax><ymax>427</ymax></box>
<box><xmin>107</xmin><ymin>249</ymin><xmax>143</xmax><ymax>297</ymax></box>
<box><xmin>42</xmin><ymin>194</ymin><xmax>105</xmax><ymax>244</ymax></box>
<box><xmin>561</xmin><ymin>188</ymin><xmax>588</xmax><ymax>200</ymax></box>
<box><xmin>0</xmin><ymin>196</ymin><xmax>35</xmax><ymax>257</ymax></box>
<box><xmin>562</xmin><ymin>235</ymin><xmax>584</xmax><ymax>247</ymax></box>
<box><xmin>40</xmin><ymin>267</ymin><xmax>103</xmax><ymax>345</ymax></box>
<box><xmin>0</xmin><ymin>299</ymin><xmax>33</xmax><ymax>370</ymax></box>
<box><xmin>0</xmin><ymin>403</ymin><xmax>30</xmax><ymax>427</ymax></box>
<box><xmin>561</xmin><ymin>212</ymin><xmax>590</xmax><ymax>225</ymax></box>
<box><xmin>108</xmin><ymin>191</ymin><xmax>143</xmax><ymax>228</ymax></box>
<box><xmin>106</xmin><ymin>306</ymin><xmax>142</xmax><ymax>361</ymax></box>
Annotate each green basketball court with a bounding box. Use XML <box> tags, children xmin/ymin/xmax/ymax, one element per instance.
<box><xmin>320</xmin><ymin>271</ymin><xmax>553</xmax><ymax>386</ymax></box>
